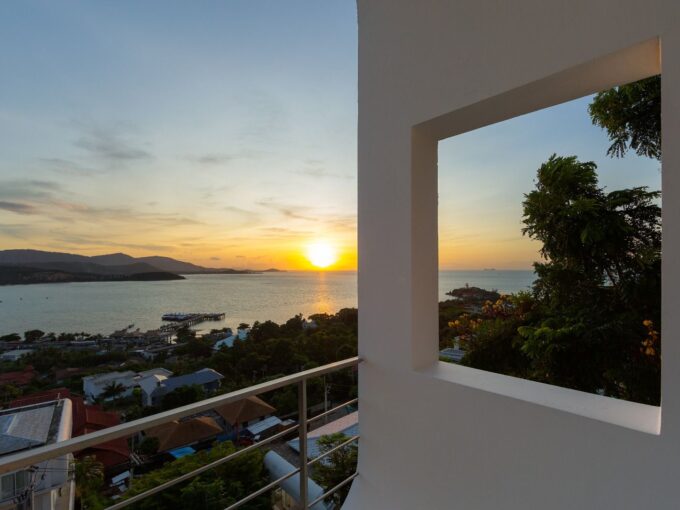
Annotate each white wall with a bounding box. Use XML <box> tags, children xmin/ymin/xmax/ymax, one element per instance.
<box><xmin>349</xmin><ymin>1</ymin><xmax>680</xmax><ymax>508</ymax></box>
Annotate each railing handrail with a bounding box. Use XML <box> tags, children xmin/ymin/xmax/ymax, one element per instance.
<box><xmin>0</xmin><ymin>356</ymin><xmax>360</xmax><ymax>475</ymax></box>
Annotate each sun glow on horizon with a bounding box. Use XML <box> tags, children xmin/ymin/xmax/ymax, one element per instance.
<box><xmin>305</xmin><ymin>241</ymin><xmax>339</xmax><ymax>269</ymax></box>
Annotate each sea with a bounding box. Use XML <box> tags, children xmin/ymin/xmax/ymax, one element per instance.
<box><xmin>0</xmin><ymin>270</ymin><xmax>535</xmax><ymax>336</ymax></box>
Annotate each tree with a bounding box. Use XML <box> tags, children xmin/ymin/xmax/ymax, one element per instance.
<box><xmin>588</xmin><ymin>75</ymin><xmax>661</xmax><ymax>160</ymax></box>
<box><xmin>161</xmin><ymin>384</ymin><xmax>205</xmax><ymax>411</ymax></box>
<box><xmin>137</xmin><ymin>436</ymin><xmax>160</xmax><ymax>456</ymax></box>
<box><xmin>101</xmin><ymin>381</ymin><xmax>127</xmax><ymax>400</ymax></box>
<box><xmin>312</xmin><ymin>433</ymin><xmax>358</xmax><ymax>507</ymax></box>
<box><xmin>519</xmin><ymin>154</ymin><xmax>661</xmax><ymax>402</ymax></box>
<box><xmin>73</xmin><ymin>455</ymin><xmax>106</xmax><ymax>510</ymax></box>
<box><xmin>0</xmin><ymin>384</ymin><xmax>21</xmax><ymax>404</ymax></box>
<box><xmin>0</xmin><ymin>333</ymin><xmax>21</xmax><ymax>342</ymax></box>
<box><xmin>179</xmin><ymin>338</ymin><xmax>213</xmax><ymax>358</ymax></box>
<box><xmin>24</xmin><ymin>329</ymin><xmax>45</xmax><ymax>343</ymax></box>
<box><xmin>122</xmin><ymin>441</ymin><xmax>268</xmax><ymax>510</ymax></box>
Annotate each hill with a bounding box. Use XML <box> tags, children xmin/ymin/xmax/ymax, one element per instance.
<box><xmin>0</xmin><ymin>265</ymin><xmax>184</xmax><ymax>285</ymax></box>
<box><xmin>0</xmin><ymin>249</ymin><xmax>280</xmax><ymax>275</ymax></box>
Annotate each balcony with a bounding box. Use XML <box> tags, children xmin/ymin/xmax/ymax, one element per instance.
<box><xmin>0</xmin><ymin>358</ymin><xmax>359</xmax><ymax>510</ymax></box>
<box><xmin>0</xmin><ymin>1</ymin><xmax>677</xmax><ymax>509</ymax></box>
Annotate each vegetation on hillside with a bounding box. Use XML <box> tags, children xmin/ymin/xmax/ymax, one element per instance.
<box><xmin>441</xmin><ymin>75</ymin><xmax>662</xmax><ymax>405</ymax></box>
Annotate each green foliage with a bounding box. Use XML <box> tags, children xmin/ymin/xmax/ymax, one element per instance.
<box><xmin>0</xmin><ymin>384</ymin><xmax>21</xmax><ymax>404</ymax></box>
<box><xmin>208</xmin><ymin>309</ymin><xmax>358</xmax><ymax>410</ymax></box>
<box><xmin>523</xmin><ymin>155</ymin><xmax>660</xmax><ymax>306</ymax></box>
<box><xmin>175</xmin><ymin>326</ymin><xmax>196</xmax><ymax>343</ymax></box>
<box><xmin>312</xmin><ymin>433</ymin><xmax>358</xmax><ymax>507</ymax></box>
<box><xmin>453</xmin><ymin>153</ymin><xmax>661</xmax><ymax>404</ymax></box>
<box><xmin>588</xmin><ymin>75</ymin><xmax>661</xmax><ymax>160</ymax></box>
<box><xmin>524</xmin><ymin>154</ymin><xmax>661</xmax><ymax>403</ymax></box>
<box><xmin>101</xmin><ymin>381</ymin><xmax>127</xmax><ymax>400</ymax></box>
<box><xmin>138</xmin><ymin>436</ymin><xmax>160</xmax><ymax>456</ymax></box>
<box><xmin>24</xmin><ymin>329</ymin><xmax>45</xmax><ymax>342</ymax></box>
<box><xmin>73</xmin><ymin>455</ymin><xmax>107</xmax><ymax>510</ymax></box>
<box><xmin>176</xmin><ymin>337</ymin><xmax>213</xmax><ymax>358</ymax></box>
<box><xmin>161</xmin><ymin>384</ymin><xmax>205</xmax><ymax>411</ymax></box>
<box><xmin>122</xmin><ymin>441</ymin><xmax>268</xmax><ymax>510</ymax></box>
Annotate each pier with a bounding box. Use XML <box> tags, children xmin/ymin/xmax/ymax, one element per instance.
<box><xmin>161</xmin><ymin>312</ymin><xmax>226</xmax><ymax>328</ymax></box>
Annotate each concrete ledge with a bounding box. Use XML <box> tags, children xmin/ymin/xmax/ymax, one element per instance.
<box><xmin>420</xmin><ymin>361</ymin><xmax>661</xmax><ymax>435</ymax></box>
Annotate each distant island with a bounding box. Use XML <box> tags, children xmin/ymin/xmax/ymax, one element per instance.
<box><xmin>0</xmin><ymin>249</ymin><xmax>282</xmax><ymax>286</ymax></box>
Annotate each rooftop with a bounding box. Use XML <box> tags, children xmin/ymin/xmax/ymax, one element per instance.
<box><xmin>0</xmin><ymin>400</ymin><xmax>67</xmax><ymax>456</ymax></box>
<box><xmin>158</xmin><ymin>368</ymin><xmax>223</xmax><ymax>394</ymax></box>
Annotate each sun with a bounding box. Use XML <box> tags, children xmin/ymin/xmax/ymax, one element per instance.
<box><xmin>305</xmin><ymin>241</ymin><xmax>338</xmax><ymax>269</ymax></box>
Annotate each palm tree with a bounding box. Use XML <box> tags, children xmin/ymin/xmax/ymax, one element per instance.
<box><xmin>72</xmin><ymin>456</ymin><xmax>104</xmax><ymax>509</ymax></box>
<box><xmin>101</xmin><ymin>381</ymin><xmax>126</xmax><ymax>400</ymax></box>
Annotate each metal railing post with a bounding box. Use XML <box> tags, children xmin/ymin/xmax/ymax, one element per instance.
<box><xmin>298</xmin><ymin>379</ymin><xmax>308</xmax><ymax>508</ymax></box>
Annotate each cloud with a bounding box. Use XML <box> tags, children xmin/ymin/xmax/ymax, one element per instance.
<box><xmin>256</xmin><ymin>199</ymin><xmax>317</xmax><ymax>222</ymax></box>
<box><xmin>210</xmin><ymin>256</ymin><xmax>221</xmax><ymax>261</ymax></box>
<box><xmin>0</xmin><ymin>201</ymin><xmax>39</xmax><ymax>215</ymax></box>
<box><xmin>188</xmin><ymin>149</ymin><xmax>269</xmax><ymax>166</ymax></box>
<box><xmin>40</xmin><ymin>158</ymin><xmax>97</xmax><ymax>176</ymax></box>
<box><xmin>73</xmin><ymin>123</ymin><xmax>152</xmax><ymax>163</ymax></box>
<box><xmin>294</xmin><ymin>159</ymin><xmax>353</xmax><ymax>179</ymax></box>
<box><xmin>0</xmin><ymin>179</ymin><xmax>63</xmax><ymax>201</ymax></box>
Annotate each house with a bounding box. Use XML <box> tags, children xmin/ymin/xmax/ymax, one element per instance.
<box><xmin>214</xmin><ymin>395</ymin><xmax>276</xmax><ymax>429</ymax></box>
<box><xmin>9</xmin><ymin>389</ymin><xmax>130</xmax><ymax>480</ymax></box>
<box><xmin>0</xmin><ymin>366</ymin><xmax>37</xmax><ymax>387</ymax></box>
<box><xmin>137</xmin><ymin>370</ymin><xmax>172</xmax><ymax>407</ymax></box>
<box><xmin>212</xmin><ymin>327</ymin><xmax>249</xmax><ymax>351</ymax></box>
<box><xmin>143</xmin><ymin>416</ymin><xmax>223</xmax><ymax>453</ymax></box>
<box><xmin>0</xmin><ymin>349</ymin><xmax>34</xmax><ymax>362</ymax></box>
<box><xmin>82</xmin><ymin>368</ymin><xmax>174</xmax><ymax>403</ymax></box>
<box><xmin>244</xmin><ymin>416</ymin><xmax>284</xmax><ymax>441</ymax></box>
<box><xmin>288</xmin><ymin>411</ymin><xmax>359</xmax><ymax>461</ymax></box>
<box><xmin>0</xmin><ymin>400</ymin><xmax>73</xmax><ymax>510</ymax></box>
<box><xmin>82</xmin><ymin>371</ymin><xmax>138</xmax><ymax>401</ymax></box>
<box><xmin>142</xmin><ymin>368</ymin><xmax>223</xmax><ymax>407</ymax></box>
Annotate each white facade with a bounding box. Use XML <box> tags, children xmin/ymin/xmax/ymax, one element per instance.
<box><xmin>349</xmin><ymin>1</ymin><xmax>679</xmax><ymax>509</ymax></box>
<box><xmin>0</xmin><ymin>350</ymin><xmax>33</xmax><ymax>362</ymax></box>
<box><xmin>82</xmin><ymin>369</ymin><xmax>173</xmax><ymax>402</ymax></box>
<box><xmin>0</xmin><ymin>400</ymin><xmax>73</xmax><ymax>510</ymax></box>
<box><xmin>82</xmin><ymin>371</ymin><xmax>137</xmax><ymax>401</ymax></box>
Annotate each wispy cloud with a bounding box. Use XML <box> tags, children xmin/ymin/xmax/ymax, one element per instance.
<box><xmin>256</xmin><ymin>199</ymin><xmax>317</xmax><ymax>222</ymax></box>
<box><xmin>40</xmin><ymin>158</ymin><xmax>97</xmax><ymax>176</ymax></box>
<box><xmin>0</xmin><ymin>201</ymin><xmax>39</xmax><ymax>215</ymax></box>
<box><xmin>0</xmin><ymin>179</ymin><xmax>63</xmax><ymax>201</ymax></box>
<box><xmin>73</xmin><ymin>122</ymin><xmax>152</xmax><ymax>163</ymax></box>
<box><xmin>294</xmin><ymin>159</ymin><xmax>353</xmax><ymax>179</ymax></box>
<box><xmin>187</xmin><ymin>149</ymin><xmax>269</xmax><ymax>166</ymax></box>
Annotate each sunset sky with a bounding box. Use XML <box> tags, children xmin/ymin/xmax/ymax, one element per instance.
<box><xmin>0</xmin><ymin>1</ymin><xmax>661</xmax><ymax>270</ymax></box>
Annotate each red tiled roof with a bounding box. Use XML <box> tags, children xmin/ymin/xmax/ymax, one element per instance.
<box><xmin>0</xmin><ymin>366</ymin><xmax>36</xmax><ymax>387</ymax></box>
<box><xmin>9</xmin><ymin>387</ymin><xmax>72</xmax><ymax>408</ymax></box>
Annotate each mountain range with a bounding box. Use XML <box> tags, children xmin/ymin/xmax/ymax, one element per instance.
<box><xmin>0</xmin><ymin>249</ymin><xmax>280</xmax><ymax>285</ymax></box>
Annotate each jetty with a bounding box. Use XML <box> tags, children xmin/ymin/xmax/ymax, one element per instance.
<box><xmin>161</xmin><ymin>312</ymin><xmax>225</xmax><ymax>328</ymax></box>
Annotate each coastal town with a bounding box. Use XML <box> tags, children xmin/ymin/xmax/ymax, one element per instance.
<box><xmin>0</xmin><ymin>309</ymin><xmax>360</xmax><ymax>509</ymax></box>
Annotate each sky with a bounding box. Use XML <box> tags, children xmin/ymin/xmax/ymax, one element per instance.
<box><xmin>439</xmin><ymin>95</ymin><xmax>661</xmax><ymax>270</ymax></box>
<box><xmin>0</xmin><ymin>2</ymin><xmax>661</xmax><ymax>271</ymax></box>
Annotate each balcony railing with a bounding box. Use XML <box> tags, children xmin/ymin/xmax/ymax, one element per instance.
<box><xmin>0</xmin><ymin>356</ymin><xmax>361</xmax><ymax>509</ymax></box>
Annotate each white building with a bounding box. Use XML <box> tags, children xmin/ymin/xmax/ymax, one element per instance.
<box><xmin>0</xmin><ymin>400</ymin><xmax>73</xmax><ymax>510</ymax></box>
<box><xmin>346</xmin><ymin>1</ymin><xmax>679</xmax><ymax>509</ymax></box>
<box><xmin>213</xmin><ymin>327</ymin><xmax>249</xmax><ymax>351</ymax></box>
<box><xmin>82</xmin><ymin>368</ymin><xmax>173</xmax><ymax>402</ymax></box>
<box><xmin>0</xmin><ymin>350</ymin><xmax>34</xmax><ymax>363</ymax></box>
<box><xmin>82</xmin><ymin>371</ymin><xmax>138</xmax><ymax>402</ymax></box>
